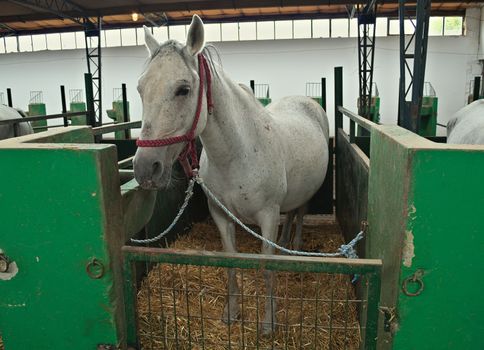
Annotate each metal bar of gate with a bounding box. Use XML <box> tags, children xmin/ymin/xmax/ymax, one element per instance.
<box><xmin>122</xmin><ymin>246</ymin><xmax>382</xmax><ymax>349</ymax></box>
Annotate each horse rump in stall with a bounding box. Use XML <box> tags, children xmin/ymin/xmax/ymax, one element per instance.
<box><xmin>0</xmin><ymin>105</ymin><xmax>33</xmax><ymax>140</ymax></box>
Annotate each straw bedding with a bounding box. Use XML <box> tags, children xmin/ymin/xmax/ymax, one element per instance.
<box><xmin>136</xmin><ymin>218</ymin><xmax>361</xmax><ymax>350</ymax></box>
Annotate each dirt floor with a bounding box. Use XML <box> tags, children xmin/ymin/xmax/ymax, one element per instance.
<box><xmin>137</xmin><ymin>217</ymin><xmax>362</xmax><ymax>350</ymax></box>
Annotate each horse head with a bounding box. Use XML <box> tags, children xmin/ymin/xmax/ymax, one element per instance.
<box><xmin>134</xmin><ymin>15</ymin><xmax>209</xmax><ymax>189</ymax></box>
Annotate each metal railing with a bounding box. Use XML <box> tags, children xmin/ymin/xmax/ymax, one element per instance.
<box><xmin>338</xmin><ymin>106</ymin><xmax>378</xmax><ymax>143</ymax></box>
<box><xmin>0</xmin><ymin>111</ymin><xmax>88</xmax><ymax>137</ymax></box>
<box><xmin>92</xmin><ymin>121</ymin><xmax>141</xmax><ymax>136</ymax></box>
<box><xmin>69</xmin><ymin>89</ymin><xmax>84</xmax><ymax>103</ymax></box>
<box><xmin>123</xmin><ymin>246</ymin><xmax>382</xmax><ymax>350</ymax></box>
<box><xmin>29</xmin><ymin>91</ymin><xmax>43</xmax><ymax>104</ymax></box>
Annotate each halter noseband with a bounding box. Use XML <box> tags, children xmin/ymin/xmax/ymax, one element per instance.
<box><xmin>136</xmin><ymin>53</ymin><xmax>213</xmax><ymax>178</ymax></box>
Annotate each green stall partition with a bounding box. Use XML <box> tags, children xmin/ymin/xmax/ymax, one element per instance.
<box><xmin>107</xmin><ymin>101</ymin><xmax>130</xmax><ymax>139</ymax></box>
<box><xmin>367</xmin><ymin>125</ymin><xmax>484</xmax><ymax>350</ymax></box>
<box><xmin>0</xmin><ymin>126</ymin><xmax>196</xmax><ymax>350</ymax></box>
<box><xmin>28</xmin><ymin>91</ymin><xmax>47</xmax><ymax>132</ymax></box>
<box><xmin>106</xmin><ymin>86</ymin><xmax>131</xmax><ymax>140</ymax></box>
<box><xmin>418</xmin><ymin>82</ymin><xmax>438</xmax><ymax>137</ymax></box>
<box><xmin>69</xmin><ymin>89</ymin><xmax>87</xmax><ymax>125</ymax></box>
<box><xmin>254</xmin><ymin>83</ymin><xmax>271</xmax><ymax>106</ymax></box>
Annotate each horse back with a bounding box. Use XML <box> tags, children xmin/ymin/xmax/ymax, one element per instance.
<box><xmin>266</xmin><ymin>96</ymin><xmax>329</xmax><ymax>143</ymax></box>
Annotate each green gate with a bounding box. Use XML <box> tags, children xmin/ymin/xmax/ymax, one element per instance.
<box><xmin>123</xmin><ymin>246</ymin><xmax>382</xmax><ymax>350</ymax></box>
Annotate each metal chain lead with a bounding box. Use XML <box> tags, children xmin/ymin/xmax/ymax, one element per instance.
<box><xmin>132</xmin><ymin>173</ymin><xmax>364</xmax><ymax>259</ymax></box>
<box><xmin>196</xmin><ymin>174</ymin><xmax>364</xmax><ymax>258</ymax></box>
<box><xmin>130</xmin><ymin>178</ymin><xmax>196</xmax><ymax>244</ymax></box>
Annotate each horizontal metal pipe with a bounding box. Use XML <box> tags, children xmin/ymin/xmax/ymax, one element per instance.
<box><xmin>122</xmin><ymin>246</ymin><xmax>382</xmax><ymax>274</ymax></box>
<box><xmin>92</xmin><ymin>121</ymin><xmax>141</xmax><ymax>135</ymax></box>
<box><xmin>338</xmin><ymin>106</ymin><xmax>377</xmax><ymax>132</ymax></box>
<box><xmin>0</xmin><ymin>111</ymin><xmax>87</xmax><ymax>126</ymax></box>
<box><xmin>118</xmin><ymin>156</ymin><xmax>134</xmax><ymax>169</ymax></box>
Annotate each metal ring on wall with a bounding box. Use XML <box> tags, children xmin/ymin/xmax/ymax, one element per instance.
<box><xmin>86</xmin><ymin>258</ymin><xmax>105</xmax><ymax>279</ymax></box>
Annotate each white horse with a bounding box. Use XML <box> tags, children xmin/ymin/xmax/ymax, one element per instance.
<box><xmin>0</xmin><ymin>104</ymin><xmax>33</xmax><ymax>140</ymax></box>
<box><xmin>133</xmin><ymin>15</ymin><xmax>330</xmax><ymax>334</ymax></box>
<box><xmin>447</xmin><ymin>99</ymin><xmax>484</xmax><ymax>144</ymax></box>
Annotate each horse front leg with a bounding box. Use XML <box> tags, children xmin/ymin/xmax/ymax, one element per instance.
<box><xmin>257</xmin><ymin>206</ymin><xmax>280</xmax><ymax>335</ymax></box>
<box><xmin>208</xmin><ymin>200</ymin><xmax>241</xmax><ymax>324</ymax></box>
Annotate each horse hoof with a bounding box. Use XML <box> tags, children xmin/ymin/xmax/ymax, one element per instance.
<box><xmin>259</xmin><ymin>322</ymin><xmax>275</xmax><ymax>336</ymax></box>
<box><xmin>222</xmin><ymin>305</ymin><xmax>240</xmax><ymax>325</ymax></box>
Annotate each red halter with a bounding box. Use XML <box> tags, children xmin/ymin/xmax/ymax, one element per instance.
<box><xmin>136</xmin><ymin>54</ymin><xmax>213</xmax><ymax>178</ymax></box>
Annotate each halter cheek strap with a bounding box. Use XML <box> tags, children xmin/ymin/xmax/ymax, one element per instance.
<box><xmin>136</xmin><ymin>53</ymin><xmax>213</xmax><ymax>178</ymax></box>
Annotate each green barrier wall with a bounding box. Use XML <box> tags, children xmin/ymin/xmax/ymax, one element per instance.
<box><xmin>0</xmin><ymin>128</ymin><xmax>126</xmax><ymax>349</ymax></box>
<box><xmin>367</xmin><ymin>125</ymin><xmax>484</xmax><ymax>350</ymax></box>
<box><xmin>28</xmin><ymin>103</ymin><xmax>47</xmax><ymax>132</ymax></box>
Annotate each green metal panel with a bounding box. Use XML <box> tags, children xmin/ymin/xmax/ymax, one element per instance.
<box><xmin>0</xmin><ymin>128</ymin><xmax>126</xmax><ymax>350</ymax></box>
<box><xmin>69</xmin><ymin>102</ymin><xmax>87</xmax><ymax>125</ymax></box>
<box><xmin>367</xmin><ymin>125</ymin><xmax>484</xmax><ymax>349</ymax></box>
<box><xmin>258</xmin><ymin>97</ymin><xmax>271</xmax><ymax>106</ymax></box>
<box><xmin>419</xmin><ymin>96</ymin><xmax>438</xmax><ymax>137</ymax></box>
<box><xmin>28</xmin><ymin>103</ymin><xmax>47</xmax><ymax>132</ymax></box>
<box><xmin>311</xmin><ymin>96</ymin><xmax>324</xmax><ymax>107</ymax></box>
<box><xmin>107</xmin><ymin>101</ymin><xmax>130</xmax><ymax>140</ymax></box>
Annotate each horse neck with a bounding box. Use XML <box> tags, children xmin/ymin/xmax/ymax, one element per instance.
<box><xmin>200</xmin><ymin>69</ymin><xmax>267</xmax><ymax>164</ymax></box>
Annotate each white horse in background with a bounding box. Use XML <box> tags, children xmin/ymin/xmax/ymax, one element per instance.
<box><xmin>447</xmin><ymin>99</ymin><xmax>484</xmax><ymax>144</ymax></box>
<box><xmin>133</xmin><ymin>15</ymin><xmax>330</xmax><ymax>334</ymax></box>
<box><xmin>0</xmin><ymin>104</ymin><xmax>33</xmax><ymax>140</ymax></box>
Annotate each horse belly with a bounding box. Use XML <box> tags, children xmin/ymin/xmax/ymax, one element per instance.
<box><xmin>277</xmin><ymin>118</ymin><xmax>328</xmax><ymax>212</ymax></box>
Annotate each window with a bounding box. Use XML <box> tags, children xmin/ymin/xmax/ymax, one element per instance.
<box><xmin>257</xmin><ymin>21</ymin><xmax>274</xmax><ymax>40</ymax></box>
<box><xmin>18</xmin><ymin>35</ymin><xmax>32</xmax><ymax>52</ymax></box>
<box><xmin>105</xmin><ymin>29</ymin><xmax>121</xmax><ymax>47</ymax></box>
<box><xmin>5</xmin><ymin>36</ymin><xmax>17</xmax><ymax>53</ymax></box>
<box><xmin>152</xmin><ymin>26</ymin><xmax>168</xmax><ymax>42</ymax></box>
<box><xmin>376</xmin><ymin>18</ymin><xmax>388</xmax><ymax>37</ymax></box>
<box><xmin>169</xmin><ymin>25</ymin><xmax>187</xmax><ymax>42</ymax></box>
<box><xmin>205</xmin><ymin>23</ymin><xmax>221</xmax><ymax>42</ymax></box>
<box><xmin>0</xmin><ymin>37</ymin><xmax>6</xmax><ymax>54</ymax></box>
<box><xmin>239</xmin><ymin>22</ymin><xmax>256</xmax><ymax>41</ymax></box>
<box><xmin>221</xmin><ymin>22</ymin><xmax>239</xmax><ymax>41</ymax></box>
<box><xmin>121</xmin><ymin>28</ymin><xmax>137</xmax><ymax>46</ymax></box>
<box><xmin>331</xmin><ymin>19</ymin><xmax>349</xmax><ymax>38</ymax></box>
<box><xmin>75</xmin><ymin>32</ymin><xmax>86</xmax><ymax>49</ymax></box>
<box><xmin>275</xmin><ymin>20</ymin><xmax>292</xmax><ymax>39</ymax></box>
<box><xmin>312</xmin><ymin>19</ymin><xmax>330</xmax><ymax>38</ymax></box>
<box><xmin>444</xmin><ymin>17</ymin><xmax>463</xmax><ymax>36</ymax></box>
<box><xmin>389</xmin><ymin>19</ymin><xmax>399</xmax><ymax>35</ymax></box>
<box><xmin>429</xmin><ymin>17</ymin><xmax>444</xmax><ymax>36</ymax></box>
<box><xmin>136</xmin><ymin>27</ymin><xmax>146</xmax><ymax>45</ymax></box>
<box><xmin>349</xmin><ymin>18</ymin><xmax>358</xmax><ymax>38</ymax></box>
<box><xmin>60</xmin><ymin>32</ymin><xmax>76</xmax><ymax>49</ymax></box>
<box><xmin>46</xmin><ymin>33</ymin><xmax>61</xmax><ymax>50</ymax></box>
<box><xmin>293</xmin><ymin>20</ymin><xmax>311</xmax><ymax>39</ymax></box>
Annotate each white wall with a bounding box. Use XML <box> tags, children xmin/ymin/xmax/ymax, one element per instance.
<box><xmin>0</xmin><ymin>8</ymin><xmax>481</xmax><ymax>136</ymax></box>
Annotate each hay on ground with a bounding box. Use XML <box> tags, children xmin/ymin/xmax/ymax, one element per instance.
<box><xmin>137</xmin><ymin>219</ymin><xmax>362</xmax><ymax>350</ymax></box>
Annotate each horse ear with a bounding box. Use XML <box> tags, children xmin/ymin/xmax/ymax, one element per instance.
<box><xmin>144</xmin><ymin>25</ymin><xmax>159</xmax><ymax>56</ymax></box>
<box><xmin>186</xmin><ymin>15</ymin><xmax>205</xmax><ymax>56</ymax></box>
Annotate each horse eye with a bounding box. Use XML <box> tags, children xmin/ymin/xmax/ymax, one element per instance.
<box><xmin>175</xmin><ymin>86</ymin><xmax>190</xmax><ymax>96</ymax></box>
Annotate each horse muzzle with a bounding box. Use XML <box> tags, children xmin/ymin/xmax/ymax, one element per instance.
<box><xmin>133</xmin><ymin>148</ymin><xmax>172</xmax><ymax>190</ymax></box>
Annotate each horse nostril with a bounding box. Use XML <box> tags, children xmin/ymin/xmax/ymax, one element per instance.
<box><xmin>152</xmin><ymin>161</ymin><xmax>162</xmax><ymax>176</ymax></box>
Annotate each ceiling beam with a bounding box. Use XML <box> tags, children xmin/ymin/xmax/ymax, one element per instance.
<box><xmin>5</xmin><ymin>0</ymin><xmax>88</xmax><ymax>25</ymax></box>
<box><xmin>0</xmin><ymin>0</ymin><xmax>476</xmax><ymax>23</ymax></box>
